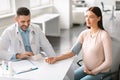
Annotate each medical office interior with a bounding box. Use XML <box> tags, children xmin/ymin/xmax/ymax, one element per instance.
<box><xmin>0</xmin><ymin>0</ymin><xmax>120</xmax><ymax>80</ymax></box>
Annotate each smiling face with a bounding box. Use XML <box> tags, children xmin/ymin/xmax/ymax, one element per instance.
<box><xmin>85</xmin><ymin>11</ymin><xmax>100</xmax><ymax>29</ymax></box>
<box><xmin>15</xmin><ymin>15</ymin><xmax>30</xmax><ymax>31</ymax></box>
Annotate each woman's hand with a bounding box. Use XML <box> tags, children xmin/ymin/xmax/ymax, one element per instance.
<box><xmin>91</xmin><ymin>69</ymin><xmax>100</xmax><ymax>75</ymax></box>
<box><xmin>84</xmin><ymin>66</ymin><xmax>92</xmax><ymax>74</ymax></box>
<box><xmin>45</xmin><ymin>57</ymin><xmax>57</xmax><ymax>64</ymax></box>
<box><xmin>84</xmin><ymin>66</ymin><xmax>99</xmax><ymax>75</ymax></box>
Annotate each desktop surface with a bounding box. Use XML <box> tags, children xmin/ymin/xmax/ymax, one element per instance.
<box><xmin>0</xmin><ymin>77</ymin><xmax>29</xmax><ymax>80</ymax></box>
<box><xmin>0</xmin><ymin>57</ymin><xmax>74</xmax><ymax>80</ymax></box>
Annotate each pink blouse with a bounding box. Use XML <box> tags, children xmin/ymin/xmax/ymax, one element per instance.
<box><xmin>79</xmin><ymin>29</ymin><xmax>112</xmax><ymax>73</ymax></box>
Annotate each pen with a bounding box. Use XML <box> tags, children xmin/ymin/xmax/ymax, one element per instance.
<box><xmin>16</xmin><ymin>67</ymin><xmax>38</xmax><ymax>74</ymax></box>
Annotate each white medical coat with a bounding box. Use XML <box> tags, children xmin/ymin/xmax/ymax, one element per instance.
<box><xmin>0</xmin><ymin>23</ymin><xmax>56</xmax><ymax>60</ymax></box>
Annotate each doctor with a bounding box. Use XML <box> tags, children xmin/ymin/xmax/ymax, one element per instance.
<box><xmin>0</xmin><ymin>7</ymin><xmax>55</xmax><ymax>60</ymax></box>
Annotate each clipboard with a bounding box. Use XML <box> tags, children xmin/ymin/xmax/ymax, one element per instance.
<box><xmin>12</xmin><ymin>60</ymin><xmax>38</xmax><ymax>74</ymax></box>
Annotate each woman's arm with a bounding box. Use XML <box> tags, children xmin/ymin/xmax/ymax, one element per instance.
<box><xmin>45</xmin><ymin>40</ymin><xmax>82</xmax><ymax>64</ymax></box>
<box><xmin>45</xmin><ymin>51</ymin><xmax>75</xmax><ymax>64</ymax></box>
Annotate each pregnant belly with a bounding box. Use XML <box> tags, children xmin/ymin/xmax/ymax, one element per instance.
<box><xmin>83</xmin><ymin>56</ymin><xmax>103</xmax><ymax>70</ymax></box>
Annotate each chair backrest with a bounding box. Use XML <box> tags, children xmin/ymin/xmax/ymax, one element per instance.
<box><xmin>116</xmin><ymin>1</ymin><xmax>120</xmax><ymax>10</ymax></box>
<box><xmin>77</xmin><ymin>37</ymin><xmax>120</xmax><ymax>80</ymax></box>
<box><xmin>101</xmin><ymin>2</ymin><xmax>104</xmax><ymax>11</ymax></box>
<box><xmin>110</xmin><ymin>37</ymin><xmax>120</xmax><ymax>80</ymax></box>
<box><xmin>101</xmin><ymin>2</ymin><xmax>111</xmax><ymax>12</ymax></box>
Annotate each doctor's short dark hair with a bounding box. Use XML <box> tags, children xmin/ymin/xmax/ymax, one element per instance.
<box><xmin>17</xmin><ymin>7</ymin><xmax>30</xmax><ymax>16</ymax></box>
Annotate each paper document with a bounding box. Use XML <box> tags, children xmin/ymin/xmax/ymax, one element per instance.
<box><xmin>12</xmin><ymin>60</ymin><xmax>38</xmax><ymax>74</ymax></box>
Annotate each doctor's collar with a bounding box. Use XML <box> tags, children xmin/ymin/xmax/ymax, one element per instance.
<box><xmin>16</xmin><ymin>23</ymin><xmax>35</xmax><ymax>34</ymax></box>
<box><xmin>18</xmin><ymin>26</ymin><xmax>30</xmax><ymax>33</ymax></box>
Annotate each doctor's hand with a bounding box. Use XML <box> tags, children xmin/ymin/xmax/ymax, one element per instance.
<box><xmin>16</xmin><ymin>52</ymin><xmax>34</xmax><ymax>59</ymax></box>
<box><xmin>45</xmin><ymin>57</ymin><xmax>57</xmax><ymax>64</ymax></box>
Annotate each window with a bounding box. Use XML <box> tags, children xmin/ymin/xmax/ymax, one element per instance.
<box><xmin>30</xmin><ymin>0</ymin><xmax>41</xmax><ymax>8</ymax></box>
<box><xmin>30</xmin><ymin>0</ymin><xmax>51</xmax><ymax>8</ymax></box>
<box><xmin>0</xmin><ymin>0</ymin><xmax>15</xmax><ymax>16</ymax></box>
<box><xmin>41</xmin><ymin>0</ymin><xmax>50</xmax><ymax>5</ymax></box>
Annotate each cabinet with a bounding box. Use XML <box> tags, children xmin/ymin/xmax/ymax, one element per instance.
<box><xmin>31</xmin><ymin>14</ymin><xmax>60</xmax><ymax>37</ymax></box>
<box><xmin>72</xmin><ymin>7</ymin><xmax>88</xmax><ymax>25</ymax></box>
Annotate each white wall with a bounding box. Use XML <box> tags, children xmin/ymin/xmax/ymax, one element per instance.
<box><xmin>15</xmin><ymin>0</ymin><xmax>30</xmax><ymax>10</ymax></box>
<box><xmin>0</xmin><ymin>0</ymin><xmax>73</xmax><ymax>30</ymax></box>
<box><xmin>85</xmin><ymin>0</ymin><xmax>116</xmax><ymax>6</ymax></box>
<box><xmin>101</xmin><ymin>0</ymin><xmax>115</xmax><ymax>6</ymax></box>
<box><xmin>0</xmin><ymin>0</ymin><xmax>30</xmax><ymax>27</ymax></box>
<box><xmin>0</xmin><ymin>0</ymin><xmax>53</xmax><ymax>28</ymax></box>
<box><xmin>53</xmin><ymin>0</ymin><xmax>72</xmax><ymax>29</ymax></box>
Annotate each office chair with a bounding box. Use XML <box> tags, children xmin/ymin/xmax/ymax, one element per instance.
<box><xmin>101</xmin><ymin>2</ymin><xmax>111</xmax><ymax>13</ymax></box>
<box><xmin>100</xmin><ymin>64</ymin><xmax>120</xmax><ymax>80</ymax></box>
<box><xmin>77</xmin><ymin>59</ymin><xmax>120</xmax><ymax>80</ymax></box>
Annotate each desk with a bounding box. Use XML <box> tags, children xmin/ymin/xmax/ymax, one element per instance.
<box><xmin>0</xmin><ymin>57</ymin><xmax>74</xmax><ymax>80</ymax></box>
<box><xmin>31</xmin><ymin>14</ymin><xmax>60</xmax><ymax>37</ymax></box>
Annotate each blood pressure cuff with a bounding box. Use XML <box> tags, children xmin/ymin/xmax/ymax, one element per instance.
<box><xmin>71</xmin><ymin>41</ymin><xmax>82</xmax><ymax>55</ymax></box>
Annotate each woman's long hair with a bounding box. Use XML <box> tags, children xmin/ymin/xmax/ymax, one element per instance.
<box><xmin>87</xmin><ymin>6</ymin><xmax>104</xmax><ymax>30</ymax></box>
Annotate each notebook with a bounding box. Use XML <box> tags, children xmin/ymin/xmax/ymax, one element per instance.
<box><xmin>12</xmin><ymin>60</ymin><xmax>38</xmax><ymax>74</ymax></box>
